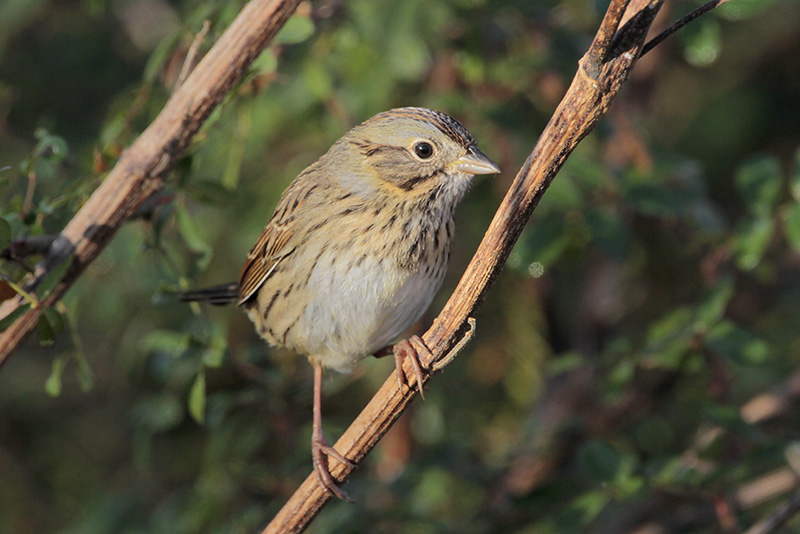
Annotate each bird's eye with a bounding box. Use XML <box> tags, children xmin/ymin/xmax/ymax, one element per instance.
<box><xmin>413</xmin><ymin>141</ymin><xmax>434</xmax><ymax>159</ymax></box>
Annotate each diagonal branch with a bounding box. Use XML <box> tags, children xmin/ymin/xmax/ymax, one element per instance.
<box><xmin>263</xmin><ymin>0</ymin><xmax>667</xmax><ymax>532</ymax></box>
<box><xmin>0</xmin><ymin>0</ymin><xmax>302</xmax><ymax>365</ymax></box>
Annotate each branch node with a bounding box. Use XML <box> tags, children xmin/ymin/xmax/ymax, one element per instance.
<box><xmin>577</xmin><ymin>57</ymin><xmax>602</xmax><ymax>89</ymax></box>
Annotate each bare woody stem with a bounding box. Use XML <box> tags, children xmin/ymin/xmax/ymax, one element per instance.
<box><xmin>263</xmin><ymin>0</ymin><xmax>666</xmax><ymax>532</ymax></box>
<box><xmin>0</xmin><ymin>0</ymin><xmax>303</xmax><ymax>365</ymax></box>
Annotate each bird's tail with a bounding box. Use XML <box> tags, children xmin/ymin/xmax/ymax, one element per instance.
<box><xmin>179</xmin><ymin>282</ymin><xmax>240</xmax><ymax>306</ymax></box>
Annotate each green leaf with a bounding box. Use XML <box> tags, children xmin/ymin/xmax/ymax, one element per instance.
<box><xmin>45</xmin><ymin>353</ymin><xmax>69</xmax><ymax>397</ymax></box>
<box><xmin>252</xmin><ymin>49</ymin><xmax>278</xmax><ymax>75</ymax></box>
<box><xmin>141</xmin><ymin>329</ymin><xmax>191</xmax><ymax>355</ymax></box>
<box><xmin>568</xmin><ymin>490</ymin><xmax>612</xmax><ymax>525</ymax></box>
<box><xmin>0</xmin><ymin>303</ymin><xmax>31</xmax><ymax>332</ymax></box>
<box><xmin>547</xmin><ymin>351</ymin><xmax>585</xmax><ymax>375</ymax></box>
<box><xmin>302</xmin><ymin>62</ymin><xmax>333</xmax><ymax>101</ymax></box>
<box><xmin>784</xmin><ymin>202</ymin><xmax>800</xmax><ymax>251</ymax></box>
<box><xmin>735</xmin><ymin>155</ymin><xmax>782</xmax><ymax>216</ymax></box>
<box><xmin>175</xmin><ymin>203</ymin><xmax>212</xmax><ymax>270</ymax></box>
<box><xmin>43</xmin><ymin>308</ymin><xmax>65</xmax><ymax>336</ymax></box>
<box><xmin>37</xmin><ymin>252</ymin><xmax>74</xmax><ymax>299</ymax></box>
<box><xmin>693</xmin><ymin>276</ymin><xmax>735</xmax><ymax>331</ymax></box>
<box><xmin>653</xmin><ymin>457</ymin><xmax>705</xmax><ymax>487</ymax></box>
<box><xmin>75</xmin><ymin>349</ymin><xmax>94</xmax><ymax>392</ymax></box>
<box><xmin>707</xmin><ymin>320</ymin><xmax>769</xmax><ymax>366</ymax></box>
<box><xmin>36</xmin><ymin>313</ymin><xmax>56</xmax><ymax>346</ymax></box>
<box><xmin>683</xmin><ymin>19</ymin><xmax>722</xmax><ymax>67</ymax></box>
<box><xmin>20</xmin><ymin>129</ymin><xmax>70</xmax><ymax>182</ymax></box>
<box><xmin>188</xmin><ymin>371</ymin><xmax>206</xmax><ymax>425</ymax></box>
<box><xmin>645</xmin><ymin>307</ymin><xmax>694</xmax><ymax>367</ymax></box>
<box><xmin>577</xmin><ymin>440</ymin><xmax>621</xmax><ymax>482</ymax></box>
<box><xmin>131</xmin><ymin>394</ymin><xmax>183</xmax><ymax>432</ymax></box>
<box><xmin>34</xmin><ymin>128</ymin><xmax>69</xmax><ymax>161</ymax></box>
<box><xmin>201</xmin><ymin>336</ymin><xmax>227</xmax><ymax>368</ymax></box>
<box><xmin>612</xmin><ymin>465</ymin><xmax>645</xmax><ymax>498</ymax></box>
<box><xmin>37</xmin><ymin>308</ymin><xmax>66</xmax><ymax>347</ymax></box>
<box><xmin>734</xmin><ymin>216</ymin><xmax>774</xmax><ymax>270</ymax></box>
<box><xmin>274</xmin><ymin>14</ymin><xmax>315</xmax><ymax>45</ymax></box>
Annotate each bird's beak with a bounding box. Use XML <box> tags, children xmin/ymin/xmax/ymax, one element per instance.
<box><xmin>451</xmin><ymin>145</ymin><xmax>501</xmax><ymax>175</ymax></box>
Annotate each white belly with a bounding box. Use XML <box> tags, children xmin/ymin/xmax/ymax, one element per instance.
<box><xmin>297</xmin><ymin>251</ymin><xmax>443</xmax><ymax>372</ymax></box>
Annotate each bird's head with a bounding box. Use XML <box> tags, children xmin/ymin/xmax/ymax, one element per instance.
<box><xmin>329</xmin><ymin>107</ymin><xmax>500</xmax><ymax>200</ymax></box>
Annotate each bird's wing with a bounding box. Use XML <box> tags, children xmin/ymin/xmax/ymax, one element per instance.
<box><xmin>237</xmin><ymin>176</ymin><xmax>318</xmax><ymax>305</ymax></box>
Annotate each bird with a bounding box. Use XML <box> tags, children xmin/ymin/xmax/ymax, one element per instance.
<box><xmin>180</xmin><ymin>107</ymin><xmax>500</xmax><ymax>500</ymax></box>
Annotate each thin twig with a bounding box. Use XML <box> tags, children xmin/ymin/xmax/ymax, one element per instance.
<box><xmin>176</xmin><ymin>20</ymin><xmax>211</xmax><ymax>89</ymax></box>
<box><xmin>1</xmin><ymin>235</ymin><xmax>58</xmax><ymax>273</ymax></box>
<box><xmin>744</xmin><ymin>490</ymin><xmax>800</xmax><ymax>534</ymax></box>
<box><xmin>642</xmin><ymin>0</ymin><xmax>733</xmax><ymax>56</ymax></box>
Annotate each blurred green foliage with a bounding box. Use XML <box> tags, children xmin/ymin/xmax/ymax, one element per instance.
<box><xmin>2</xmin><ymin>0</ymin><xmax>800</xmax><ymax>533</ymax></box>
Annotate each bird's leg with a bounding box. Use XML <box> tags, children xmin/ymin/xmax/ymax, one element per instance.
<box><xmin>310</xmin><ymin>361</ymin><xmax>354</xmax><ymax>502</ymax></box>
<box><xmin>391</xmin><ymin>335</ymin><xmax>432</xmax><ymax>399</ymax></box>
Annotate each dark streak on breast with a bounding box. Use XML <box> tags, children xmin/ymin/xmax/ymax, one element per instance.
<box><xmin>280</xmin><ymin>314</ymin><xmax>301</xmax><ymax>344</ymax></box>
<box><xmin>261</xmin><ymin>289</ymin><xmax>282</xmax><ymax>320</ymax></box>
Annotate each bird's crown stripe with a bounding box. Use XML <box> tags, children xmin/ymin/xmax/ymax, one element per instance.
<box><xmin>370</xmin><ymin>107</ymin><xmax>475</xmax><ymax>149</ymax></box>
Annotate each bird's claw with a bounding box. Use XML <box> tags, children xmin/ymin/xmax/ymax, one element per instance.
<box><xmin>393</xmin><ymin>335</ymin><xmax>432</xmax><ymax>399</ymax></box>
<box><xmin>312</xmin><ymin>436</ymin><xmax>354</xmax><ymax>502</ymax></box>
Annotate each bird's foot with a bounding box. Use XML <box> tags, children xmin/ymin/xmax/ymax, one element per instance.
<box><xmin>311</xmin><ymin>435</ymin><xmax>354</xmax><ymax>502</ymax></box>
<box><xmin>392</xmin><ymin>335</ymin><xmax>432</xmax><ymax>399</ymax></box>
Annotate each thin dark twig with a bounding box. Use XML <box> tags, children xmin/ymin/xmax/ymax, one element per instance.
<box><xmin>744</xmin><ymin>490</ymin><xmax>800</xmax><ymax>534</ymax></box>
<box><xmin>1</xmin><ymin>235</ymin><xmax>58</xmax><ymax>263</ymax></box>
<box><xmin>642</xmin><ymin>0</ymin><xmax>732</xmax><ymax>56</ymax></box>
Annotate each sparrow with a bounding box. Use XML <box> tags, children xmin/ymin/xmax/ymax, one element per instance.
<box><xmin>181</xmin><ymin>107</ymin><xmax>499</xmax><ymax>500</ymax></box>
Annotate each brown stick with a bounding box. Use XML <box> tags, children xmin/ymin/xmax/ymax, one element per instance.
<box><xmin>262</xmin><ymin>0</ymin><xmax>667</xmax><ymax>532</ymax></box>
<box><xmin>0</xmin><ymin>0</ymin><xmax>302</xmax><ymax>364</ymax></box>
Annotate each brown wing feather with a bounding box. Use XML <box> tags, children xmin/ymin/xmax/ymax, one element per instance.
<box><xmin>237</xmin><ymin>176</ymin><xmax>318</xmax><ymax>305</ymax></box>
